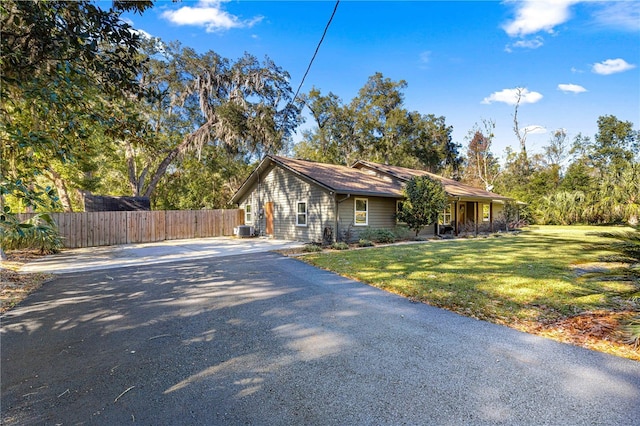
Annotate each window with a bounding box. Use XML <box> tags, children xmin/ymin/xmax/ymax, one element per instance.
<box><xmin>355</xmin><ymin>198</ymin><xmax>368</xmax><ymax>226</ymax></box>
<box><xmin>440</xmin><ymin>203</ymin><xmax>452</xmax><ymax>225</ymax></box>
<box><xmin>296</xmin><ymin>201</ymin><xmax>307</xmax><ymax>226</ymax></box>
<box><xmin>396</xmin><ymin>200</ymin><xmax>405</xmax><ymax>224</ymax></box>
<box><xmin>483</xmin><ymin>204</ymin><xmax>490</xmax><ymax>222</ymax></box>
<box><xmin>244</xmin><ymin>202</ymin><xmax>252</xmax><ymax>224</ymax></box>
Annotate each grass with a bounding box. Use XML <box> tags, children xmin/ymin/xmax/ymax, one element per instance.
<box><xmin>301</xmin><ymin>225</ymin><xmax>640</xmax><ymax>361</ymax></box>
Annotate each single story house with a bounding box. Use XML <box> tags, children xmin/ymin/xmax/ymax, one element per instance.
<box><xmin>231</xmin><ymin>155</ymin><xmax>512</xmax><ymax>243</ymax></box>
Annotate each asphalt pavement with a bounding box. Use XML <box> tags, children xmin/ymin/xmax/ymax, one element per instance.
<box><xmin>2</xmin><ymin>250</ymin><xmax>639</xmax><ymax>425</ymax></box>
<box><xmin>19</xmin><ymin>236</ymin><xmax>304</xmax><ymax>274</ymax></box>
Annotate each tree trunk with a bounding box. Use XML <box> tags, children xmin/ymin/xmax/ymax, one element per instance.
<box><xmin>142</xmin><ymin>135</ymin><xmax>194</xmax><ymax>198</ymax></box>
<box><xmin>47</xmin><ymin>169</ymin><xmax>74</xmax><ymax>212</ymax></box>
<box><xmin>125</xmin><ymin>140</ymin><xmax>140</xmax><ymax>196</ymax></box>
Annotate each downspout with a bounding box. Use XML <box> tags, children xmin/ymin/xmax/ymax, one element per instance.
<box><xmin>257</xmin><ymin>168</ymin><xmax>261</xmax><ymax>236</ymax></box>
<box><xmin>335</xmin><ymin>194</ymin><xmax>351</xmax><ymax>243</ymax></box>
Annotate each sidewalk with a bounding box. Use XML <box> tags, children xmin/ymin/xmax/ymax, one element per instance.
<box><xmin>20</xmin><ymin>237</ymin><xmax>304</xmax><ymax>274</ymax></box>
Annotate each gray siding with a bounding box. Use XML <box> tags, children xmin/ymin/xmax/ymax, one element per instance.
<box><xmin>337</xmin><ymin>196</ymin><xmax>422</xmax><ymax>242</ymax></box>
<box><xmin>237</xmin><ymin>165</ymin><xmax>335</xmax><ymax>242</ymax></box>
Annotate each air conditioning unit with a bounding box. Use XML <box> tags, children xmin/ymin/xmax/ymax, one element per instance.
<box><xmin>235</xmin><ymin>225</ymin><xmax>254</xmax><ymax>238</ymax></box>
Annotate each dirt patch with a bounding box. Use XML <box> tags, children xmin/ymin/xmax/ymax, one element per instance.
<box><xmin>520</xmin><ymin>310</ymin><xmax>639</xmax><ymax>361</ymax></box>
<box><xmin>1</xmin><ymin>250</ymin><xmax>53</xmax><ymax>313</ymax></box>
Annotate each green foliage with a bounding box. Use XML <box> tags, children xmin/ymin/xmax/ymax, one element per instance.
<box><xmin>330</xmin><ymin>242</ymin><xmax>350</xmax><ymax>250</ymax></box>
<box><xmin>0</xmin><ymin>211</ymin><xmax>63</xmax><ymax>254</ymax></box>
<box><xmin>358</xmin><ymin>228</ymin><xmax>396</xmax><ymax>244</ymax></box>
<box><xmin>1</xmin><ymin>0</ymin><xmax>152</xmax><ymax>212</ymax></box>
<box><xmin>397</xmin><ymin>176</ymin><xmax>448</xmax><ymax>236</ymax></box>
<box><xmin>537</xmin><ymin>191</ymin><xmax>585</xmax><ymax>225</ymax></box>
<box><xmin>592</xmin><ymin>228</ymin><xmax>640</xmax><ymax>266</ymax></box>
<box><xmin>303</xmin><ymin>244</ymin><xmax>323</xmax><ymax>253</ymax></box>
<box><xmin>294</xmin><ymin>73</ymin><xmax>461</xmax><ymax>174</ymax></box>
<box><xmin>495</xmin><ymin>116</ymin><xmax>639</xmax><ymax>227</ymax></box>
<box><xmin>358</xmin><ymin>239</ymin><xmax>374</xmax><ymax>247</ymax></box>
<box><xmin>115</xmin><ymin>40</ymin><xmax>302</xmax><ymax>200</ymax></box>
<box><xmin>151</xmin><ymin>148</ymin><xmax>252</xmax><ymax>210</ymax></box>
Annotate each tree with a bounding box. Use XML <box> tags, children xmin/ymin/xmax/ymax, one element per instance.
<box><xmin>396</xmin><ymin>176</ymin><xmax>448</xmax><ymax>236</ymax></box>
<box><xmin>351</xmin><ymin>73</ymin><xmax>408</xmax><ymax>164</ymax></box>
<box><xmin>590</xmin><ymin>115</ymin><xmax>638</xmax><ymax>173</ymax></box>
<box><xmin>117</xmin><ymin>40</ymin><xmax>302</xmax><ymax>199</ymax></box>
<box><xmin>463</xmin><ymin>119</ymin><xmax>500</xmax><ymax>190</ymax></box>
<box><xmin>1</xmin><ymin>0</ymin><xmax>152</xmax><ymax>256</ymax></box>
<box><xmin>294</xmin><ymin>89</ymin><xmax>358</xmax><ymax>165</ymax></box>
<box><xmin>544</xmin><ymin>129</ymin><xmax>569</xmax><ymax>167</ymax></box>
<box><xmin>296</xmin><ymin>73</ymin><xmax>462</xmax><ymax>174</ymax></box>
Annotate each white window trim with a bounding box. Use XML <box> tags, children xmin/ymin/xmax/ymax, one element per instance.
<box><xmin>354</xmin><ymin>197</ymin><xmax>368</xmax><ymax>226</ymax></box>
<box><xmin>440</xmin><ymin>203</ymin><xmax>452</xmax><ymax>225</ymax></box>
<box><xmin>296</xmin><ymin>201</ymin><xmax>308</xmax><ymax>227</ymax></box>
<box><xmin>244</xmin><ymin>198</ymin><xmax>253</xmax><ymax>224</ymax></box>
<box><xmin>482</xmin><ymin>204</ymin><xmax>491</xmax><ymax>222</ymax></box>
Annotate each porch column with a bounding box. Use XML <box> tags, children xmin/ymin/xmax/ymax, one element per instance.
<box><xmin>454</xmin><ymin>200</ymin><xmax>459</xmax><ymax>236</ymax></box>
<box><xmin>489</xmin><ymin>202</ymin><xmax>494</xmax><ymax>232</ymax></box>
<box><xmin>474</xmin><ymin>202</ymin><xmax>478</xmax><ymax>236</ymax></box>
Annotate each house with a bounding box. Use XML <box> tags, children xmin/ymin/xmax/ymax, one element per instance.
<box><xmin>231</xmin><ymin>155</ymin><xmax>511</xmax><ymax>243</ymax></box>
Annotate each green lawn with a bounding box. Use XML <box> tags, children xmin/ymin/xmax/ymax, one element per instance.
<box><xmin>301</xmin><ymin>225</ymin><xmax>639</xmax><ymax>357</ymax></box>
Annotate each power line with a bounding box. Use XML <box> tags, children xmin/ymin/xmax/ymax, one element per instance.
<box><xmin>292</xmin><ymin>0</ymin><xmax>340</xmax><ymax>103</ymax></box>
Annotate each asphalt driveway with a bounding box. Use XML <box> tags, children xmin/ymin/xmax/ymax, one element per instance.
<box><xmin>2</xmin><ymin>252</ymin><xmax>639</xmax><ymax>425</ymax></box>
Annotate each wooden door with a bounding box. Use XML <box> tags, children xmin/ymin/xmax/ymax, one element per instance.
<box><xmin>265</xmin><ymin>202</ymin><xmax>274</xmax><ymax>236</ymax></box>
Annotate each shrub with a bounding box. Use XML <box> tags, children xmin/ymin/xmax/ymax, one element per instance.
<box><xmin>358</xmin><ymin>239</ymin><xmax>373</xmax><ymax>247</ymax></box>
<box><xmin>302</xmin><ymin>244</ymin><xmax>323</xmax><ymax>253</ymax></box>
<box><xmin>359</xmin><ymin>228</ymin><xmax>396</xmax><ymax>244</ymax></box>
<box><xmin>330</xmin><ymin>242</ymin><xmax>349</xmax><ymax>250</ymax></box>
<box><xmin>0</xmin><ymin>212</ymin><xmax>63</xmax><ymax>254</ymax></box>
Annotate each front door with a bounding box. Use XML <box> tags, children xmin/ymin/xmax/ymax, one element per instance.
<box><xmin>458</xmin><ymin>202</ymin><xmax>466</xmax><ymax>225</ymax></box>
<box><xmin>265</xmin><ymin>202</ymin><xmax>274</xmax><ymax>236</ymax></box>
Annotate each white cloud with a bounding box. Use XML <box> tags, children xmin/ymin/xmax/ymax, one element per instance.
<box><xmin>419</xmin><ymin>51</ymin><xmax>432</xmax><ymax>64</ymax></box>
<box><xmin>558</xmin><ymin>83</ymin><xmax>587</xmax><ymax>93</ymax></box>
<box><xmin>481</xmin><ymin>88</ymin><xmax>543</xmax><ymax>105</ymax></box>
<box><xmin>503</xmin><ymin>0</ymin><xmax>579</xmax><ymax>37</ymax></box>
<box><xmin>592</xmin><ymin>58</ymin><xmax>636</xmax><ymax>75</ymax></box>
<box><xmin>161</xmin><ymin>0</ymin><xmax>263</xmax><ymax>32</ymax></box>
<box><xmin>505</xmin><ymin>36</ymin><xmax>544</xmax><ymax>52</ymax></box>
<box><xmin>591</xmin><ymin>1</ymin><xmax>640</xmax><ymax>31</ymax></box>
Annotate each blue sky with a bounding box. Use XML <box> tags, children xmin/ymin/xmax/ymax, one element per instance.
<box><xmin>124</xmin><ymin>1</ymin><xmax>640</xmax><ymax>162</ymax></box>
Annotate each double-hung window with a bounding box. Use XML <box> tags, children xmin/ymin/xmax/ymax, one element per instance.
<box><xmin>296</xmin><ymin>201</ymin><xmax>307</xmax><ymax>226</ymax></box>
<box><xmin>440</xmin><ymin>203</ymin><xmax>452</xmax><ymax>225</ymax></box>
<box><xmin>482</xmin><ymin>204</ymin><xmax>490</xmax><ymax>222</ymax></box>
<box><xmin>245</xmin><ymin>199</ymin><xmax>253</xmax><ymax>224</ymax></box>
<box><xmin>354</xmin><ymin>198</ymin><xmax>368</xmax><ymax>226</ymax></box>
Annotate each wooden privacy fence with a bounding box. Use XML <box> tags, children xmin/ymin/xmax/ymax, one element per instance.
<box><xmin>18</xmin><ymin>210</ymin><xmax>244</xmax><ymax>248</ymax></box>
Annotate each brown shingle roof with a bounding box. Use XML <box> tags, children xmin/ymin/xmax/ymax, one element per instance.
<box><xmin>352</xmin><ymin>160</ymin><xmax>511</xmax><ymax>201</ymax></box>
<box><xmin>231</xmin><ymin>155</ymin><xmax>511</xmax><ymax>204</ymax></box>
<box><xmin>270</xmin><ymin>156</ymin><xmax>403</xmax><ymax>197</ymax></box>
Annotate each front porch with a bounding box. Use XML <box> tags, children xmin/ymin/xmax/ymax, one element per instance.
<box><xmin>439</xmin><ymin>199</ymin><xmax>507</xmax><ymax>236</ymax></box>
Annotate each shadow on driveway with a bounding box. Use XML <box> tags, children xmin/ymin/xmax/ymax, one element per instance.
<box><xmin>2</xmin><ymin>253</ymin><xmax>639</xmax><ymax>425</ymax></box>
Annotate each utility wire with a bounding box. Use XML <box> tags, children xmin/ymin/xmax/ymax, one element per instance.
<box><xmin>292</xmin><ymin>0</ymin><xmax>340</xmax><ymax>103</ymax></box>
